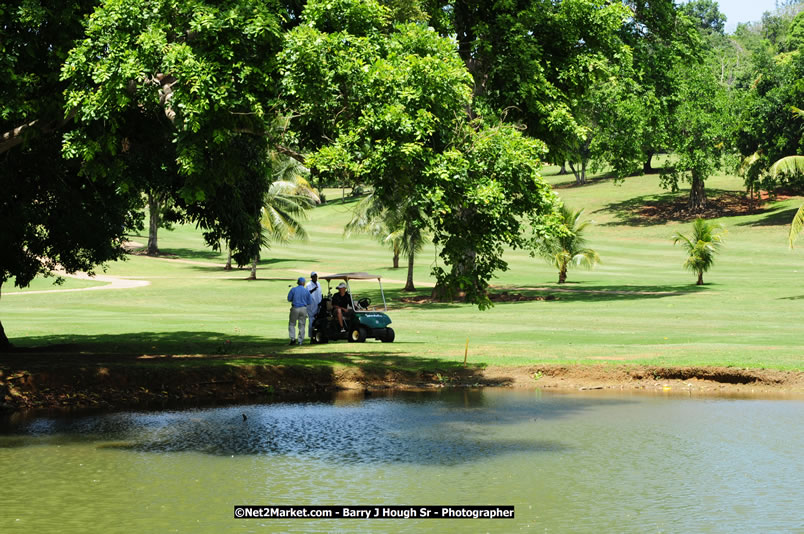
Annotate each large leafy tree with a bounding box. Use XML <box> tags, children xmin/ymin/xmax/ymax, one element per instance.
<box><xmin>422</xmin><ymin>0</ymin><xmax>632</xmax><ymax>169</ymax></box>
<box><xmin>767</xmin><ymin>106</ymin><xmax>804</xmax><ymax>247</ymax></box>
<box><xmin>620</xmin><ymin>1</ymin><xmax>704</xmax><ymax>175</ymax></box>
<box><xmin>661</xmin><ymin>60</ymin><xmax>733</xmax><ymax>212</ymax></box>
<box><xmin>60</xmin><ymin>0</ymin><xmax>293</xmax><ymax>264</ymax></box>
<box><xmin>0</xmin><ymin>0</ymin><xmax>142</xmax><ymax>350</ymax></box>
<box><xmin>737</xmin><ymin>18</ymin><xmax>804</xmax><ymax>195</ymax></box>
<box><xmin>282</xmin><ymin>0</ymin><xmax>559</xmax><ymax>307</ymax></box>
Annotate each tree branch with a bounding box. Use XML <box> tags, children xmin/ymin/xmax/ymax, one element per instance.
<box><xmin>232</xmin><ymin>127</ymin><xmax>306</xmax><ymax>164</ymax></box>
<box><xmin>0</xmin><ymin>110</ymin><xmax>77</xmax><ymax>154</ymax></box>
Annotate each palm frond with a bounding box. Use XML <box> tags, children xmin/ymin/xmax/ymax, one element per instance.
<box><xmin>769</xmin><ymin>156</ymin><xmax>804</xmax><ymax>179</ymax></box>
<box><xmin>789</xmin><ymin>203</ymin><xmax>804</xmax><ymax>249</ymax></box>
<box><xmin>534</xmin><ymin>205</ymin><xmax>599</xmax><ymax>279</ymax></box>
<box><xmin>674</xmin><ymin>218</ymin><xmax>724</xmax><ymax>277</ymax></box>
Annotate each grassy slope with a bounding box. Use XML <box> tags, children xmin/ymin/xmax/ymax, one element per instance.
<box><xmin>3</xmin><ymin>170</ymin><xmax>804</xmax><ymax>371</ymax></box>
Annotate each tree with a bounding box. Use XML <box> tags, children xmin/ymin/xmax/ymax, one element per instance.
<box><xmin>249</xmin><ymin>155</ymin><xmax>319</xmax><ymax>279</ymax></box>
<box><xmin>60</xmin><ymin>0</ymin><xmax>294</xmax><ymax>266</ymax></box>
<box><xmin>532</xmin><ymin>205</ymin><xmax>600</xmax><ymax>284</ymax></box>
<box><xmin>767</xmin><ymin>106</ymin><xmax>804</xmax><ymax>247</ymax></box>
<box><xmin>281</xmin><ymin>1</ymin><xmax>560</xmax><ymax>307</ymax></box>
<box><xmin>423</xmin><ymin>0</ymin><xmax>633</xmax><ymax>174</ymax></box>
<box><xmin>681</xmin><ymin>0</ymin><xmax>727</xmax><ymax>35</ymax></box>
<box><xmin>737</xmin><ymin>24</ymin><xmax>804</xmax><ymax>196</ymax></box>
<box><xmin>673</xmin><ymin>218</ymin><xmax>725</xmax><ymax>285</ymax></box>
<box><xmin>0</xmin><ymin>0</ymin><xmax>142</xmax><ymax>351</ymax></box>
<box><xmin>345</xmin><ymin>194</ymin><xmax>404</xmax><ymax>269</ymax></box>
<box><xmin>661</xmin><ymin>61</ymin><xmax>733</xmax><ymax>212</ymax></box>
<box><xmin>619</xmin><ymin>0</ymin><xmax>704</xmax><ymax>175</ymax></box>
<box><xmin>345</xmin><ymin>192</ymin><xmax>428</xmax><ymax>290</ymax></box>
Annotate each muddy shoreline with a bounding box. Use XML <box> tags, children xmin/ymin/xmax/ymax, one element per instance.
<box><xmin>2</xmin><ymin>354</ymin><xmax>803</xmax><ymax>413</ymax></box>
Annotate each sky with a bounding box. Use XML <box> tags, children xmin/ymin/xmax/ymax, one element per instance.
<box><xmin>710</xmin><ymin>0</ymin><xmax>788</xmax><ymax>32</ymax></box>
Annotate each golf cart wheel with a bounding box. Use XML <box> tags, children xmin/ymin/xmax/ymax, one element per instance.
<box><xmin>381</xmin><ymin>327</ymin><xmax>395</xmax><ymax>343</ymax></box>
<box><xmin>350</xmin><ymin>327</ymin><xmax>367</xmax><ymax>343</ymax></box>
<box><xmin>314</xmin><ymin>330</ymin><xmax>328</xmax><ymax>344</ymax></box>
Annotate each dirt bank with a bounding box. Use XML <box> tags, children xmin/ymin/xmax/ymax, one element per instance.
<box><xmin>1</xmin><ymin>353</ymin><xmax>803</xmax><ymax>413</ymax></box>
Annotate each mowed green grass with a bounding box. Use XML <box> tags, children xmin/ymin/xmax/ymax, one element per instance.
<box><xmin>4</xmin><ymin>169</ymin><xmax>804</xmax><ymax>371</ymax></box>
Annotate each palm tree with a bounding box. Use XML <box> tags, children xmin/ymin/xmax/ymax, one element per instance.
<box><xmin>345</xmin><ymin>192</ymin><xmax>427</xmax><ymax>291</ymax></box>
<box><xmin>534</xmin><ymin>205</ymin><xmax>600</xmax><ymax>284</ymax></box>
<box><xmin>248</xmin><ymin>155</ymin><xmax>319</xmax><ymax>279</ymax></box>
<box><xmin>673</xmin><ymin>218</ymin><xmax>725</xmax><ymax>285</ymax></box>
<box><xmin>769</xmin><ymin>106</ymin><xmax>804</xmax><ymax>248</ymax></box>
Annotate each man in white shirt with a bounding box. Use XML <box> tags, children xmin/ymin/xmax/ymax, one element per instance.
<box><xmin>305</xmin><ymin>272</ymin><xmax>323</xmax><ymax>337</ymax></box>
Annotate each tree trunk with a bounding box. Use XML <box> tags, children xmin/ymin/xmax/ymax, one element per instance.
<box><xmin>147</xmin><ymin>190</ymin><xmax>161</xmax><ymax>256</ymax></box>
<box><xmin>404</xmin><ymin>252</ymin><xmax>416</xmax><ymax>291</ymax></box>
<box><xmin>248</xmin><ymin>256</ymin><xmax>258</xmax><ymax>280</ymax></box>
<box><xmin>697</xmin><ymin>271</ymin><xmax>704</xmax><ymax>285</ymax></box>
<box><xmin>643</xmin><ymin>152</ymin><xmax>653</xmax><ymax>174</ymax></box>
<box><xmin>643</xmin><ymin>152</ymin><xmax>654</xmax><ymax>174</ymax></box>
<box><xmin>224</xmin><ymin>245</ymin><xmax>233</xmax><ymax>271</ymax></box>
<box><xmin>689</xmin><ymin>172</ymin><xmax>706</xmax><ymax>212</ymax></box>
<box><xmin>568</xmin><ymin>162</ymin><xmax>584</xmax><ymax>185</ymax></box>
<box><xmin>558</xmin><ymin>265</ymin><xmax>567</xmax><ymax>284</ymax></box>
<box><xmin>393</xmin><ymin>250</ymin><xmax>400</xmax><ymax>269</ymax></box>
<box><xmin>581</xmin><ymin>157</ymin><xmax>587</xmax><ymax>184</ymax></box>
<box><xmin>558</xmin><ymin>162</ymin><xmax>567</xmax><ymax>175</ymax></box>
<box><xmin>0</xmin><ymin>283</ymin><xmax>11</xmax><ymax>351</ymax></box>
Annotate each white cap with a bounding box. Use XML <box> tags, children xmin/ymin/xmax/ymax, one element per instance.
<box><xmin>337</xmin><ymin>282</ymin><xmax>347</xmax><ymax>289</ymax></box>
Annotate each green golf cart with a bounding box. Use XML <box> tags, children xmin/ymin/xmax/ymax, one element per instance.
<box><xmin>310</xmin><ymin>272</ymin><xmax>395</xmax><ymax>343</ymax></box>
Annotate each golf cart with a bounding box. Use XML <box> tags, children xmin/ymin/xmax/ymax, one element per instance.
<box><xmin>310</xmin><ymin>272</ymin><xmax>395</xmax><ymax>343</ymax></box>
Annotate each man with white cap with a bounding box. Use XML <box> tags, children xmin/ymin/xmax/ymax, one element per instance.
<box><xmin>287</xmin><ymin>276</ymin><xmax>312</xmax><ymax>345</ymax></box>
<box><xmin>305</xmin><ymin>272</ymin><xmax>322</xmax><ymax>338</ymax></box>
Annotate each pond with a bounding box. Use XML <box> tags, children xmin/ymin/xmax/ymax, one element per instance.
<box><xmin>1</xmin><ymin>389</ymin><xmax>802</xmax><ymax>533</ymax></box>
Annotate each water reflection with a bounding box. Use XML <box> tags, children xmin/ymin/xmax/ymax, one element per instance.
<box><xmin>0</xmin><ymin>390</ymin><xmax>634</xmax><ymax>464</ymax></box>
<box><xmin>1</xmin><ymin>389</ymin><xmax>803</xmax><ymax>533</ymax></box>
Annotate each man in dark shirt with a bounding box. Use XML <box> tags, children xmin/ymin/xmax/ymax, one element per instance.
<box><xmin>331</xmin><ymin>282</ymin><xmax>352</xmax><ymax>332</ymax></box>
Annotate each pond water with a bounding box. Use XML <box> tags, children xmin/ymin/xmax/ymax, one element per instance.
<box><xmin>1</xmin><ymin>389</ymin><xmax>802</xmax><ymax>533</ymax></box>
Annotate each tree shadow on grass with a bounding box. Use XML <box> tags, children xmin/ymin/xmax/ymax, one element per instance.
<box><xmin>183</xmin><ymin>257</ymin><xmax>312</xmax><ymax>273</ymax></box>
<box><xmin>735</xmin><ymin>206</ymin><xmax>800</xmax><ymax>227</ymax></box>
<box><xmin>550</xmin><ymin>172</ymin><xmax>621</xmax><ymax>189</ymax></box>
<box><xmin>155</xmin><ymin>248</ymin><xmax>225</xmax><ymax>260</ymax></box>
<box><xmin>492</xmin><ymin>283</ymin><xmax>709</xmax><ymax>302</ymax></box>
<box><xmin>598</xmin><ymin>189</ymin><xmax>765</xmax><ymax>227</ymax></box>
<box><xmin>4</xmin><ymin>331</ymin><xmax>469</xmax><ymax>371</ymax></box>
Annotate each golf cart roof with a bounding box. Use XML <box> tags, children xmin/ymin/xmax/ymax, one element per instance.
<box><xmin>319</xmin><ymin>272</ymin><xmax>382</xmax><ymax>281</ymax></box>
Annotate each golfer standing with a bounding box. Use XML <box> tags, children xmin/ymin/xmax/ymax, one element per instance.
<box><xmin>305</xmin><ymin>272</ymin><xmax>323</xmax><ymax>338</ymax></box>
<box><xmin>287</xmin><ymin>276</ymin><xmax>312</xmax><ymax>345</ymax></box>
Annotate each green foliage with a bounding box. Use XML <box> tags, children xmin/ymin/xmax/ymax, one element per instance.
<box><xmin>345</xmin><ymin>191</ymin><xmax>428</xmax><ymax>289</ymax></box>
<box><xmin>532</xmin><ymin>205</ymin><xmax>600</xmax><ymax>284</ymax></box>
<box><xmin>282</xmin><ymin>3</ymin><xmax>559</xmax><ymax>307</ymax></box>
<box><xmin>661</xmin><ymin>60</ymin><xmax>733</xmax><ymax>211</ymax></box>
<box><xmin>0</xmin><ymin>0</ymin><xmax>141</xmax><ymax>301</ymax></box>
<box><xmin>260</xmin><ymin>155</ymin><xmax>319</xmax><ymax>246</ymax></box>
<box><xmin>619</xmin><ymin>0</ymin><xmax>704</xmax><ymax>174</ymax></box>
<box><xmin>303</xmin><ymin>0</ymin><xmax>391</xmax><ymax>34</ymax></box>
<box><xmin>738</xmin><ymin>52</ymin><xmax>804</xmax><ymax>194</ymax></box>
<box><xmin>60</xmin><ymin>0</ymin><xmax>288</xmax><ymax>264</ymax></box>
<box><xmin>673</xmin><ymin>218</ymin><xmax>725</xmax><ymax>285</ymax></box>
<box><xmin>680</xmin><ymin>0</ymin><xmax>727</xmax><ymax>35</ymax></box>
<box><xmin>432</xmin><ymin>0</ymin><xmax>633</xmax><ymax>165</ymax></box>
